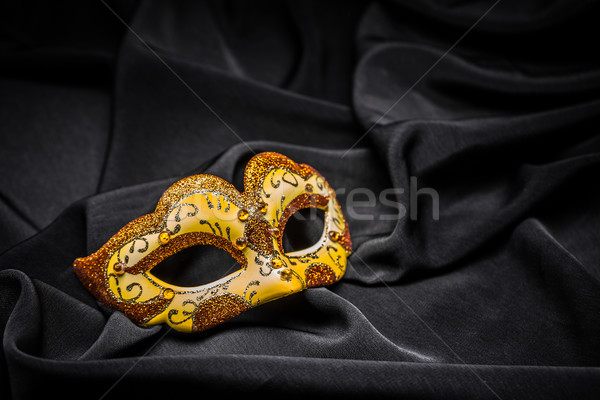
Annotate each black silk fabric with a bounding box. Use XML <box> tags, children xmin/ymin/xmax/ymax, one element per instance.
<box><xmin>2</xmin><ymin>1</ymin><xmax>600</xmax><ymax>398</ymax></box>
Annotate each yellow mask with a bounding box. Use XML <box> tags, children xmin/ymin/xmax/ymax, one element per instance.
<box><xmin>73</xmin><ymin>152</ymin><xmax>351</xmax><ymax>332</ymax></box>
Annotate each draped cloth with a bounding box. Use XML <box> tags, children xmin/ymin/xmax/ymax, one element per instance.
<box><xmin>1</xmin><ymin>0</ymin><xmax>600</xmax><ymax>398</ymax></box>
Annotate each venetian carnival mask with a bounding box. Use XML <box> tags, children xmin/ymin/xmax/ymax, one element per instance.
<box><xmin>73</xmin><ymin>152</ymin><xmax>351</xmax><ymax>332</ymax></box>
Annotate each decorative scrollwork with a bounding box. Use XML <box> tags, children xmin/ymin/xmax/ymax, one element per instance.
<box><xmin>202</xmin><ymin>193</ymin><xmax>214</xmax><ymax>209</ymax></box>
<box><xmin>168</xmin><ymin>299</ymin><xmax>198</xmax><ymax>325</ymax></box>
<box><xmin>331</xmin><ymin>214</ymin><xmax>344</xmax><ymax>231</ymax></box>
<box><xmin>129</xmin><ymin>238</ymin><xmax>148</xmax><ymax>254</ymax></box>
<box><xmin>117</xmin><ymin>247</ymin><xmax>128</xmax><ymax>264</ymax></box>
<box><xmin>270</xmin><ymin>171</ymin><xmax>281</xmax><ymax>189</ymax></box>
<box><xmin>113</xmin><ymin>280</ymin><xmax>143</xmax><ymax>302</ymax></box>
<box><xmin>244</xmin><ymin>280</ymin><xmax>260</xmax><ymax>305</ymax></box>
<box><xmin>315</xmin><ymin>176</ymin><xmax>325</xmax><ymax>190</ymax></box>
<box><xmin>259</xmin><ymin>261</ymin><xmax>273</xmax><ymax>276</ymax></box>
<box><xmin>214</xmin><ymin>222</ymin><xmax>223</xmax><ymax>237</ymax></box>
<box><xmin>273</xmin><ymin>249</ymin><xmax>290</xmax><ymax>269</ymax></box>
<box><xmin>174</xmin><ymin>203</ymin><xmax>199</xmax><ymax>222</ymax></box>
<box><xmin>107</xmin><ymin>273</ymin><xmax>120</xmax><ymax>298</ymax></box>
<box><xmin>293</xmin><ymin>251</ymin><xmax>320</xmax><ymax>264</ymax></box>
<box><xmin>279</xmin><ymin>194</ymin><xmax>286</xmax><ymax>216</ymax></box>
<box><xmin>265</xmin><ymin>169</ymin><xmax>300</xmax><ymax>199</ymax></box>
<box><xmin>199</xmin><ymin>219</ymin><xmax>216</xmax><ymax>235</ymax></box>
<box><xmin>117</xmin><ymin>236</ymin><xmax>150</xmax><ymax>264</ymax></box>
<box><xmin>261</xmin><ymin>183</ymin><xmax>271</xmax><ymax>199</ymax></box>
<box><xmin>281</xmin><ymin>171</ymin><xmax>298</xmax><ymax>187</ymax></box>
<box><xmin>327</xmin><ymin>245</ymin><xmax>343</xmax><ymax>270</ymax></box>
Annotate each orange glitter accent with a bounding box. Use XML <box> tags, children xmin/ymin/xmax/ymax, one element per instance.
<box><xmin>245</xmin><ymin>214</ymin><xmax>274</xmax><ymax>255</ymax></box>
<box><xmin>337</xmin><ymin>217</ymin><xmax>353</xmax><ymax>254</ymax></box>
<box><xmin>192</xmin><ymin>294</ymin><xmax>250</xmax><ymax>332</ymax></box>
<box><xmin>305</xmin><ymin>264</ymin><xmax>337</xmax><ymax>288</ymax></box>
<box><xmin>73</xmin><ymin>249</ymin><xmax>172</xmax><ymax>325</ymax></box>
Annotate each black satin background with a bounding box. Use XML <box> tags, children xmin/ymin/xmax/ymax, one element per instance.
<box><xmin>2</xmin><ymin>0</ymin><xmax>600</xmax><ymax>398</ymax></box>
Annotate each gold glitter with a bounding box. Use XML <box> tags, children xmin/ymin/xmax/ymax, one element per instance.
<box><xmin>192</xmin><ymin>294</ymin><xmax>250</xmax><ymax>332</ymax></box>
<box><xmin>305</xmin><ymin>263</ymin><xmax>337</xmax><ymax>288</ymax></box>
<box><xmin>269</xmin><ymin>258</ymin><xmax>283</xmax><ymax>269</ymax></box>
<box><xmin>279</xmin><ymin>268</ymin><xmax>292</xmax><ymax>281</ymax></box>
<box><xmin>245</xmin><ymin>214</ymin><xmax>273</xmax><ymax>255</ymax></box>
<box><xmin>161</xmin><ymin>288</ymin><xmax>175</xmax><ymax>300</ymax></box>
<box><xmin>159</xmin><ymin>231</ymin><xmax>170</xmax><ymax>245</ymax></box>
<box><xmin>238</xmin><ymin>209</ymin><xmax>249</xmax><ymax>221</ymax></box>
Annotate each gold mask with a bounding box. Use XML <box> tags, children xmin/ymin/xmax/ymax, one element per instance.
<box><xmin>73</xmin><ymin>152</ymin><xmax>351</xmax><ymax>332</ymax></box>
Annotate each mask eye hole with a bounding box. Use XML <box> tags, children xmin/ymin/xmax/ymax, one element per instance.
<box><xmin>282</xmin><ymin>208</ymin><xmax>326</xmax><ymax>253</ymax></box>
<box><xmin>150</xmin><ymin>245</ymin><xmax>243</xmax><ymax>287</ymax></box>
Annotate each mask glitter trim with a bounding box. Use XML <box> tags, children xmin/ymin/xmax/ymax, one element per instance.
<box><xmin>73</xmin><ymin>152</ymin><xmax>352</xmax><ymax>332</ymax></box>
